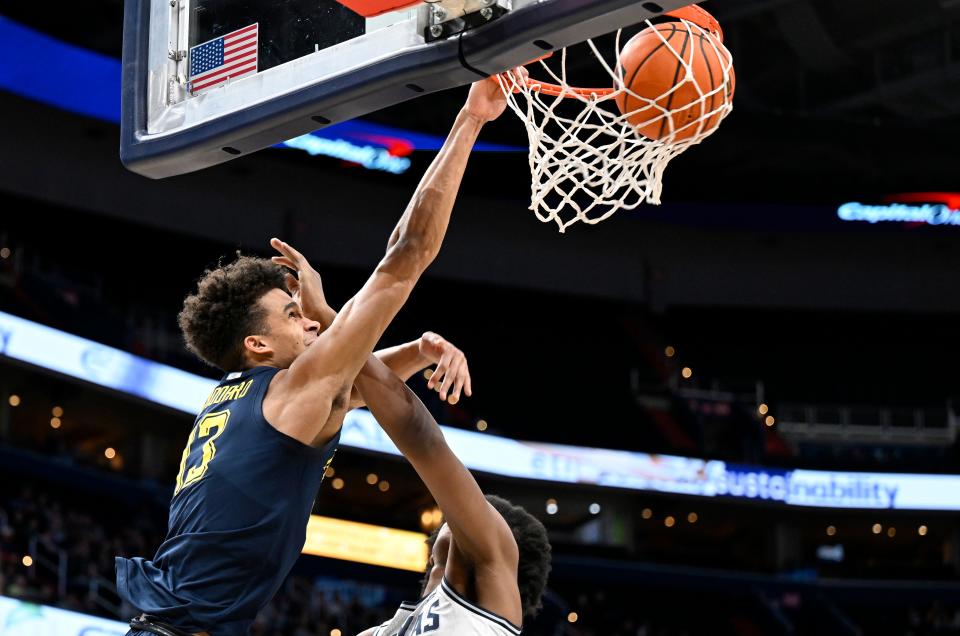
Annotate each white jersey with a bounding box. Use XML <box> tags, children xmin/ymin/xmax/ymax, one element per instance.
<box><xmin>371</xmin><ymin>577</ymin><xmax>522</xmax><ymax>636</ymax></box>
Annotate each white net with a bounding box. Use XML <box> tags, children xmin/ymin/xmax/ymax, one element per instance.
<box><xmin>497</xmin><ymin>18</ymin><xmax>734</xmax><ymax>232</ymax></box>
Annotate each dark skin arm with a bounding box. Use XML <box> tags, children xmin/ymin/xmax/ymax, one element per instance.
<box><xmin>261</xmin><ymin>78</ymin><xmax>503</xmax><ymax>446</ymax></box>
<box><xmin>353</xmin><ymin>356</ymin><xmax>522</xmax><ymax>624</ymax></box>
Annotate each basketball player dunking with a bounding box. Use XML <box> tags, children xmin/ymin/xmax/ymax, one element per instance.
<box><xmin>267</xmin><ymin>238</ymin><xmax>552</xmax><ymax>636</ymax></box>
<box><xmin>116</xmin><ymin>78</ymin><xmax>507</xmax><ymax>636</ymax></box>
<box><xmin>271</xmin><ymin>250</ymin><xmax>552</xmax><ymax>636</ymax></box>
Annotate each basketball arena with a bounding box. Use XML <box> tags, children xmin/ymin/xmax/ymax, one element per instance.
<box><xmin>1</xmin><ymin>0</ymin><xmax>959</xmax><ymax>634</ymax></box>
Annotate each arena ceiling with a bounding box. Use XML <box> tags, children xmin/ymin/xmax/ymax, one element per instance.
<box><xmin>2</xmin><ymin>0</ymin><xmax>960</xmax><ymax>311</ymax></box>
<box><xmin>3</xmin><ymin>0</ymin><xmax>960</xmax><ymax>200</ymax></box>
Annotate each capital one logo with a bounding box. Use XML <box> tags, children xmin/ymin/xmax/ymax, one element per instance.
<box><xmin>838</xmin><ymin>192</ymin><xmax>960</xmax><ymax>226</ymax></box>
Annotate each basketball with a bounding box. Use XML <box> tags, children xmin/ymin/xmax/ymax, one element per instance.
<box><xmin>614</xmin><ymin>21</ymin><xmax>735</xmax><ymax>142</ymax></box>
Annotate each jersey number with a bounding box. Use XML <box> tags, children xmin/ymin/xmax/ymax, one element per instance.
<box><xmin>174</xmin><ymin>409</ymin><xmax>231</xmax><ymax>496</ymax></box>
<box><xmin>402</xmin><ymin>599</ymin><xmax>441</xmax><ymax>635</ymax></box>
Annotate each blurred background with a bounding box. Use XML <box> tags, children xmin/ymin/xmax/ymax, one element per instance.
<box><xmin>1</xmin><ymin>0</ymin><xmax>960</xmax><ymax>634</ymax></box>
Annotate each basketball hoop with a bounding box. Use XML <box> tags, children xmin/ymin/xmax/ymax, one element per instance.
<box><xmin>497</xmin><ymin>6</ymin><xmax>735</xmax><ymax>232</ymax></box>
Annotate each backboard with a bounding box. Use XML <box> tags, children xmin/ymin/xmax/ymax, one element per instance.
<box><xmin>121</xmin><ymin>0</ymin><xmax>691</xmax><ymax>178</ymax></box>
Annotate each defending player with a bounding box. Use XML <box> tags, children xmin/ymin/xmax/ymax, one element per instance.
<box><xmin>117</xmin><ymin>77</ymin><xmax>507</xmax><ymax>636</ymax></box>
<box><xmin>352</xmin><ymin>358</ymin><xmax>552</xmax><ymax>636</ymax></box>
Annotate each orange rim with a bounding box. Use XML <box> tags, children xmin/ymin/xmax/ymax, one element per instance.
<box><xmin>497</xmin><ymin>6</ymin><xmax>725</xmax><ymax>98</ymax></box>
<box><xmin>499</xmin><ymin>72</ymin><xmax>614</xmax><ymax>98</ymax></box>
<box><xmin>664</xmin><ymin>5</ymin><xmax>723</xmax><ymax>42</ymax></box>
<box><xmin>524</xmin><ymin>80</ymin><xmax>615</xmax><ymax>98</ymax></box>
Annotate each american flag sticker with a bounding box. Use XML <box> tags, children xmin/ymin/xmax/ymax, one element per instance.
<box><xmin>188</xmin><ymin>23</ymin><xmax>259</xmax><ymax>95</ymax></box>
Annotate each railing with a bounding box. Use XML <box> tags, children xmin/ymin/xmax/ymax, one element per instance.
<box><xmin>631</xmin><ymin>372</ymin><xmax>766</xmax><ymax>410</ymax></box>
<box><xmin>777</xmin><ymin>402</ymin><xmax>958</xmax><ymax>446</ymax></box>
<box><xmin>27</xmin><ymin>533</ymin><xmax>122</xmax><ymax>618</ymax></box>
<box><xmin>89</xmin><ymin>574</ymin><xmax>122</xmax><ymax>617</ymax></box>
<box><xmin>633</xmin><ymin>368</ymin><xmax>959</xmax><ymax>452</ymax></box>
<box><xmin>27</xmin><ymin>535</ymin><xmax>67</xmax><ymax>599</ymax></box>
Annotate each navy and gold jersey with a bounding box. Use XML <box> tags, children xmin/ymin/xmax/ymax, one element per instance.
<box><xmin>116</xmin><ymin>366</ymin><xmax>338</xmax><ymax>635</ymax></box>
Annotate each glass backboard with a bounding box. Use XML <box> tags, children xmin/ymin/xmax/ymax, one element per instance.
<box><xmin>120</xmin><ymin>0</ymin><xmax>690</xmax><ymax>178</ymax></box>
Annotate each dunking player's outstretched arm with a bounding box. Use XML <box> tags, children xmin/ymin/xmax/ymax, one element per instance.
<box><xmin>263</xmin><ymin>80</ymin><xmax>503</xmax><ymax>445</ymax></box>
<box><xmin>354</xmin><ymin>356</ymin><xmax>522</xmax><ymax>624</ymax></box>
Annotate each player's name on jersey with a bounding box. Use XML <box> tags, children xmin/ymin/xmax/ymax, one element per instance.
<box><xmin>202</xmin><ymin>379</ymin><xmax>254</xmax><ymax>409</ymax></box>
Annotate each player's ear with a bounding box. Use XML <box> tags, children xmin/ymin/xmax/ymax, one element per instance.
<box><xmin>243</xmin><ymin>334</ymin><xmax>272</xmax><ymax>356</ymax></box>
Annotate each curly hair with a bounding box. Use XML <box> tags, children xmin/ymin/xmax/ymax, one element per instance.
<box><xmin>424</xmin><ymin>494</ymin><xmax>552</xmax><ymax>619</ymax></box>
<box><xmin>177</xmin><ymin>255</ymin><xmax>287</xmax><ymax>371</ymax></box>
<box><xmin>486</xmin><ymin>494</ymin><xmax>552</xmax><ymax>618</ymax></box>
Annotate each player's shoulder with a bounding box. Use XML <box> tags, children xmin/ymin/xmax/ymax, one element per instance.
<box><xmin>261</xmin><ymin>365</ymin><xmax>335</xmax><ymax>416</ymax></box>
<box><xmin>261</xmin><ymin>366</ymin><xmax>346</xmax><ymax>447</ymax></box>
<box><xmin>436</xmin><ymin>578</ymin><xmax>522</xmax><ymax>635</ymax></box>
<box><xmin>265</xmin><ymin>358</ymin><xmax>348</xmax><ymax>401</ymax></box>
